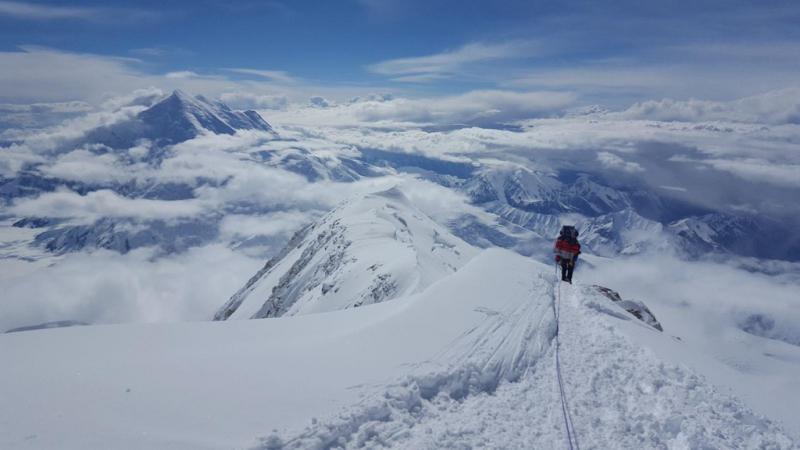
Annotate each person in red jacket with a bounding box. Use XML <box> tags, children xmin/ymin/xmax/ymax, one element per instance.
<box><xmin>554</xmin><ymin>225</ymin><xmax>581</xmax><ymax>283</ymax></box>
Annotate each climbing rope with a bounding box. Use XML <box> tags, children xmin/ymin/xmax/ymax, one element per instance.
<box><xmin>553</xmin><ymin>263</ymin><xmax>580</xmax><ymax>450</ymax></box>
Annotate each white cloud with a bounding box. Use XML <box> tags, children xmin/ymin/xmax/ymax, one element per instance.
<box><xmin>2</xmin><ymin>82</ymin><xmax>800</xmax><ymax>334</ymax></box>
<box><xmin>270</xmin><ymin>89</ymin><xmax>575</xmax><ymax>127</ymax></box>
<box><xmin>10</xmin><ymin>189</ymin><xmax>207</xmax><ymax>222</ymax></box>
<box><xmin>164</xmin><ymin>71</ymin><xmax>201</xmax><ymax>79</ymax></box>
<box><xmin>130</xmin><ymin>47</ymin><xmax>168</xmax><ymax>57</ymax></box>
<box><xmin>219</xmin><ymin>92</ymin><xmax>288</xmax><ymax>110</ymax></box>
<box><xmin>597</xmin><ymin>151</ymin><xmax>644</xmax><ymax>173</ymax></box>
<box><xmin>39</xmin><ymin>149</ymin><xmax>136</xmax><ymax>184</ymax></box>
<box><xmin>510</xmin><ymin>66</ymin><xmax>674</xmax><ymax>91</ymax></box>
<box><xmin>0</xmin><ymin>46</ymin><xmax>394</xmax><ymax>107</ymax></box>
<box><xmin>0</xmin><ymin>244</ymin><xmax>263</xmax><ymax>330</ymax></box>
<box><xmin>0</xmin><ymin>101</ymin><xmax>92</xmax><ymax>114</ymax></box>
<box><xmin>219</xmin><ymin>211</ymin><xmax>314</xmax><ymax>240</ymax></box>
<box><xmin>390</xmin><ymin>73</ymin><xmax>450</xmax><ymax>83</ymax></box>
<box><xmin>0</xmin><ymin>100</ymin><xmax>94</xmax><ymax>131</ymax></box>
<box><xmin>99</xmin><ymin>87</ymin><xmax>164</xmax><ymax>110</ymax></box>
<box><xmin>507</xmin><ymin>52</ymin><xmax>800</xmax><ymax>104</ymax></box>
<box><xmin>618</xmin><ymin>88</ymin><xmax>800</xmax><ymax>125</ymax></box>
<box><xmin>226</xmin><ymin>68</ymin><xmax>297</xmax><ymax>84</ymax></box>
<box><xmin>671</xmin><ymin>156</ymin><xmax>800</xmax><ymax>189</ymax></box>
<box><xmin>0</xmin><ymin>1</ymin><xmax>159</xmax><ymax>22</ymax></box>
<box><xmin>369</xmin><ymin>41</ymin><xmax>539</xmax><ymax>82</ymax></box>
<box><xmin>659</xmin><ymin>185</ymin><xmax>687</xmax><ymax>193</ymax></box>
<box><xmin>667</xmin><ymin>42</ymin><xmax>800</xmax><ymax>65</ymax></box>
<box><xmin>0</xmin><ymin>143</ymin><xmax>45</xmax><ymax>177</ymax></box>
<box><xmin>269</xmin><ymin>96</ymin><xmax>800</xmax><ymax>221</ymax></box>
<box><xmin>0</xmin><ymin>46</ymin><xmax>165</xmax><ymax>104</ymax></box>
<box><xmin>0</xmin><ymin>47</ymin><xmax>224</xmax><ymax>104</ymax></box>
<box><xmin>309</xmin><ymin>96</ymin><xmax>332</xmax><ymax>108</ymax></box>
<box><xmin>0</xmin><ymin>1</ymin><xmax>101</xmax><ymax>20</ymax></box>
<box><xmin>4</xmin><ymin>100</ymin><xmax>148</xmax><ymax>154</ymax></box>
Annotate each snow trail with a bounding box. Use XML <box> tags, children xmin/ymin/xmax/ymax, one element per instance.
<box><xmin>255</xmin><ymin>256</ymin><xmax>794</xmax><ymax>450</ymax></box>
<box><xmin>262</xmin><ymin>271</ymin><xmax>559</xmax><ymax>449</ymax></box>
<box><xmin>553</xmin><ymin>277</ymin><xmax>580</xmax><ymax>450</ymax></box>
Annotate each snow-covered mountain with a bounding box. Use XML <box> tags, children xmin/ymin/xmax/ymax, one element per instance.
<box><xmin>1</xmin><ymin>91</ymin><xmax>392</xmax><ymax>257</ymax></box>
<box><xmin>83</xmin><ymin>90</ymin><xmax>275</xmax><ymax>153</ymax></box>
<box><xmin>26</xmin><ymin>216</ymin><xmax>219</xmax><ymax>255</ymax></box>
<box><xmin>454</xmin><ymin>164</ymin><xmax>669</xmax><ymax>256</ymax></box>
<box><xmin>462</xmin><ymin>166</ymin><xmax>636</xmax><ymax>216</ymax></box>
<box><xmin>578</xmin><ymin>208</ymin><xmax>670</xmax><ymax>256</ymax></box>
<box><xmin>215</xmin><ymin>187</ymin><xmax>477</xmax><ymax>320</ymax></box>
<box><xmin>3</xmin><ymin>97</ymin><xmax>797</xmax><ymax>262</ymax></box>
<box><xmin>667</xmin><ymin>213</ymin><xmax>795</xmax><ymax>260</ymax></box>
<box><xmin>256</xmin><ymin>146</ymin><xmax>381</xmax><ymax>182</ymax></box>
<box><xmin>447</xmin><ymin>163</ymin><xmax>799</xmax><ymax>262</ymax></box>
<box><xmin>2</xmin><ymin>248</ymin><xmax>795</xmax><ymax>449</ymax></box>
<box><xmin>0</xmin><ymin>96</ymin><xmax>800</xmax><ymax>259</ymax></box>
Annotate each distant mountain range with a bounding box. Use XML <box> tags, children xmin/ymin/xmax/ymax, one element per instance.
<box><xmin>2</xmin><ymin>90</ymin><xmax>798</xmax><ymax>264</ymax></box>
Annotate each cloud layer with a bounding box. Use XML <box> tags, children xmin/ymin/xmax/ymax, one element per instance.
<box><xmin>369</xmin><ymin>41</ymin><xmax>539</xmax><ymax>82</ymax></box>
<box><xmin>2</xmin><ymin>82</ymin><xmax>800</xmax><ymax>332</ymax></box>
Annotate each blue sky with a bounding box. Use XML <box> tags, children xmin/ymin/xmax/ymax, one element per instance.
<box><xmin>1</xmin><ymin>0</ymin><xmax>799</xmax><ymax>106</ymax></box>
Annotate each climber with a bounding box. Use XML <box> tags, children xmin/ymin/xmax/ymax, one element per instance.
<box><xmin>554</xmin><ymin>225</ymin><xmax>581</xmax><ymax>283</ymax></box>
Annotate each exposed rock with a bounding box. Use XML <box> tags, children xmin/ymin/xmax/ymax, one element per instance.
<box><xmin>592</xmin><ymin>285</ymin><xmax>663</xmax><ymax>331</ymax></box>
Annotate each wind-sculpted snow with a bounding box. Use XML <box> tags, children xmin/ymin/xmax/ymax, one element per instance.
<box><xmin>253</xmin><ymin>254</ymin><xmax>792</xmax><ymax>450</ymax></box>
<box><xmin>215</xmin><ymin>187</ymin><xmax>478</xmax><ymax>320</ymax></box>
<box><xmin>0</xmin><ymin>249</ymin><xmax>794</xmax><ymax>449</ymax></box>
<box><xmin>262</xmin><ymin>272</ymin><xmax>558</xmax><ymax>450</ymax></box>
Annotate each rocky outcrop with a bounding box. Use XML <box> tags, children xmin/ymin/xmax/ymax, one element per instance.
<box><xmin>593</xmin><ymin>285</ymin><xmax>663</xmax><ymax>331</ymax></box>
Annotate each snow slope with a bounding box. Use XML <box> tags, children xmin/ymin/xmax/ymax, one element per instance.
<box><xmin>215</xmin><ymin>187</ymin><xmax>477</xmax><ymax>320</ymax></box>
<box><xmin>0</xmin><ymin>249</ymin><xmax>793</xmax><ymax>450</ymax></box>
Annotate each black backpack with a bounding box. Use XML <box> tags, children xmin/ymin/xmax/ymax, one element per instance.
<box><xmin>560</xmin><ymin>225</ymin><xmax>579</xmax><ymax>240</ymax></box>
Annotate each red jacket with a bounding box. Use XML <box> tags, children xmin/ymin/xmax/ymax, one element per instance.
<box><xmin>554</xmin><ymin>238</ymin><xmax>581</xmax><ymax>262</ymax></box>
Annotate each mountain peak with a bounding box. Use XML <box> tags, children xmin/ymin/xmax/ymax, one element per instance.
<box><xmin>370</xmin><ymin>186</ymin><xmax>409</xmax><ymax>203</ymax></box>
<box><xmin>161</xmin><ymin>89</ymin><xmax>202</xmax><ymax>109</ymax></box>
<box><xmin>134</xmin><ymin>90</ymin><xmax>275</xmax><ymax>146</ymax></box>
<box><xmin>77</xmin><ymin>90</ymin><xmax>275</xmax><ymax>156</ymax></box>
<box><xmin>215</xmin><ymin>188</ymin><xmax>478</xmax><ymax>320</ymax></box>
<box><xmin>169</xmin><ymin>89</ymin><xmax>194</xmax><ymax>102</ymax></box>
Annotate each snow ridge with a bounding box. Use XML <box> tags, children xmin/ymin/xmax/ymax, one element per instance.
<box><xmin>256</xmin><ymin>270</ymin><xmax>558</xmax><ymax>450</ymax></box>
<box><xmin>215</xmin><ymin>188</ymin><xmax>478</xmax><ymax>320</ymax></box>
<box><xmin>0</xmin><ymin>249</ymin><xmax>794</xmax><ymax>449</ymax></box>
<box><xmin>553</xmin><ymin>278</ymin><xmax>580</xmax><ymax>450</ymax></box>
<box><xmin>253</xmin><ymin>256</ymin><xmax>794</xmax><ymax>449</ymax></box>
